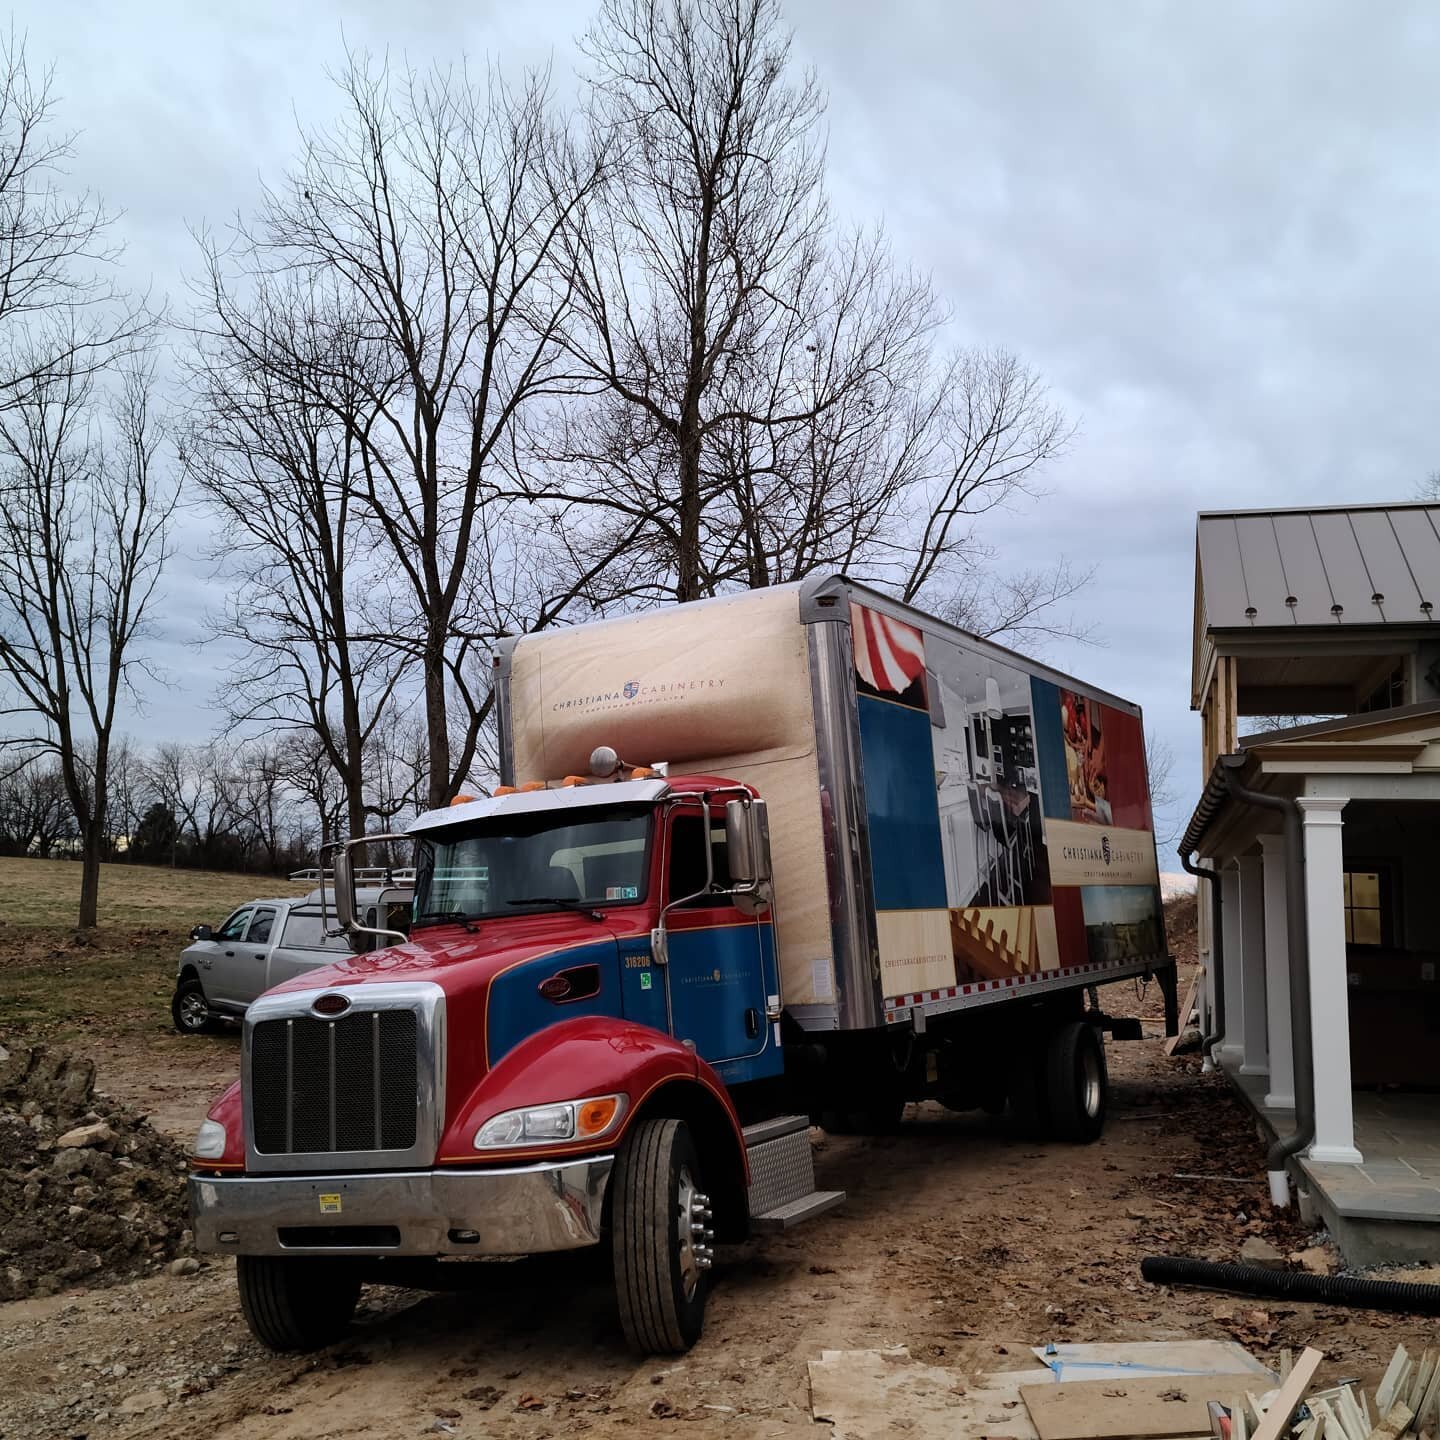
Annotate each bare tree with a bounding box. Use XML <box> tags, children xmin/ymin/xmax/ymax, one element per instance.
<box><xmin>0</xmin><ymin>754</ymin><xmax>70</xmax><ymax>857</ymax></box>
<box><xmin>1145</xmin><ymin>732</ymin><xmax>1179</xmax><ymax>848</ymax></box>
<box><xmin>187</xmin><ymin>265</ymin><xmax>405</xmax><ymax>844</ymax></box>
<box><xmin>205</xmin><ymin>53</ymin><xmax>601</xmax><ymax>810</ymax></box>
<box><xmin>549</xmin><ymin>0</ymin><xmax>839</xmax><ymax>603</ymax></box>
<box><xmin>0</xmin><ymin>33</ymin><xmax>148</xmax><ymax>409</ymax></box>
<box><xmin>0</xmin><ymin>356</ymin><xmax>178</xmax><ymax>925</ymax></box>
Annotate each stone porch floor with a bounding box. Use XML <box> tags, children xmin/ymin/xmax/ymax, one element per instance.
<box><xmin>1223</xmin><ymin>1060</ymin><xmax>1440</xmax><ymax>1264</ymax></box>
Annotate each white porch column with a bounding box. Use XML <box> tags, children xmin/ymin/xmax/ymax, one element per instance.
<box><xmin>1237</xmin><ymin>853</ymin><xmax>1269</xmax><ymax>1076</ymax></box>
<box><xmin>1298</xmin><ymin>796</ymin><xmax>1363</xmax><ymax>1165</ymax></box>
<box><xmin>1219</xmin><ymin>862</ymin><xmax>1244</xmax><ymax>1066</ymax></box>
<box><xmin>1258</xmin><ymin>832</ymin><xmax>1295</xmax><ymax>1109</ymax></box>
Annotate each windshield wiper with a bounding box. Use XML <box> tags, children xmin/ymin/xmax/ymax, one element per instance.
<box><xmin>413</xmin><ymin>908</ymin><xmax>478</xmax><ymax>932</ymax></box>
<box><xmin>506</xmin><ymin>896</ymin><xmax>606</xmax><ymax>923</ymax></box>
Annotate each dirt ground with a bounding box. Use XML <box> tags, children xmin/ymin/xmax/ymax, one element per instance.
<box><xmin>0</xmin><ymin>885</ymin><xmax>1431</xmax><ymax>1439</ymax></box>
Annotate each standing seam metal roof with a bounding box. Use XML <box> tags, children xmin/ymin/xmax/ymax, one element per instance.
<box><xmin>1197</xmin><ymin>503</ymin><xmax>1440</xmax><ymax>629</ymax></box>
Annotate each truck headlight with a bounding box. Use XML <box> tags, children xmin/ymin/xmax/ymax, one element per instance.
<box><xmin>473</xmin><ymin>1094</ymin><xmax>627</xmax><ymax>1150</ymax></box>
<box><xmin>193</xmin><ymin>1118</ymin><xmax>227</xmax><ymax>1160</ymax></box>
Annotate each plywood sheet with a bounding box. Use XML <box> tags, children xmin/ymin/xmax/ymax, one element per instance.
<box><xmin>1029</xmin><ymin>1341</ymin><xmax>1273</xmax><ymax>1384</ymax></box>
<box><xmin>808</xmin><ymin>1349</ymin><xmax>1036</xmax><ymax>1440</ymax></box>
<box><xmin>1021</xmin><ymin>1373</ymin><xmax>1260</xmax><ymax>1440</ymax></box>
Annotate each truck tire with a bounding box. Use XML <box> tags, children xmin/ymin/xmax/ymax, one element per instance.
<box><xmin>171</xmin><ymin>978</ymin><xmax>222</xmax><ymax>1036</ymax></box>
<box><xmin>1045</xmin><ymin>1021</ymin><xmax>1108</xmax><ymax>1143</ymax></box>
<box><xmin>236</xmin><ymin>1256</ymin><xmax>361</xmax><ymax>1352</ymax></box>
<box><xmin>612</xmin><ymin>1117</ymin><xmax>710</xmax><ymax>1354</ymax></box>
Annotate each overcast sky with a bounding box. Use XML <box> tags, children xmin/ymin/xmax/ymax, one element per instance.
<box><xmin>16</xmin><ymin>0</ymin><xmax>1440</xmax><ymax>860</ymax></box>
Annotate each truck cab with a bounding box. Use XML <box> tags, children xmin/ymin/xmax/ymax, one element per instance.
<box><xmin>188</xmin><ymin>766</ymin><xmax>835</xmax><ymax>1356</ymax></box>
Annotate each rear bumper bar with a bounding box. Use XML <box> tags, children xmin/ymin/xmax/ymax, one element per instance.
<box><xmin>189</xmin><ymin>1155</ymin><xmax>614</xmax><ymax>1258</ymax></box>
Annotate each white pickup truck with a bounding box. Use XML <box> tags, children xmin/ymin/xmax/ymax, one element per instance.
<box><xmin>171</xmin><ymin>881</ymin><xmax>412</xmax><ymax>1035</ymax></box>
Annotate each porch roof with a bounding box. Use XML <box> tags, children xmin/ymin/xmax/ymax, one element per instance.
<box><xmin>1179</xmin><ymin>699</ymin><xmax>1440</xmax><ymax>856</ymax></box>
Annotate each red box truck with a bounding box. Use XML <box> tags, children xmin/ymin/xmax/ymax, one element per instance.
<box><xmin>189</xmin><ymin>576</ymin><xmax>1176</xmax><ymax>1354</ymax></box>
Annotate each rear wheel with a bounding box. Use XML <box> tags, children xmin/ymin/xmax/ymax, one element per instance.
<box><xmin>1045</xmin><ymin>1020</ymin><xmax>1108</xmax><ymax>1143</ymax></box>
<box><xmin>236</xmin><ymin>1256</ymin><xmax>361</xmax><ymax>1352</ymax></box>
<box><xmin>612</xmin><ymin>1118</ymin><xmax>711</xmax><ymax>1354</ymax></box>
<box><xmin>171</xmin><ymin>977</ymin><xmax>222</xmax><ymax>1036</ymax></box>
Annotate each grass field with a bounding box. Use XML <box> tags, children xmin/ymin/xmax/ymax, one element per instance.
<box><xmin>0</xmin><ymin>856</ymin><xmax>309</xmax><ymax>1044</ymax></box>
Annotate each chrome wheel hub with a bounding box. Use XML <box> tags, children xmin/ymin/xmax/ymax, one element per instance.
<box><xmin>1081</xmin><ymin>1047</ymin><xmax>1102</xmax><ymax>1117</ymax></box>
<box><xmin>180</xmin><ymin>993</ymin><xmax>208</xmax><ymax>1028</ymax></box>
<box><xmin>676</xmin><ymin>1168</ymin><xmax>713</xmax><ymax>1299</ymax></box>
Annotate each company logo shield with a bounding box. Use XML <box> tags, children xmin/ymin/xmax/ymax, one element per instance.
<box><xmin>1102</xmin><ymin>835</ymin><xmax>1112</xmax><ymax>866</ymax></box>
<box><xmin>623</xmin><ymin>679</ymin><xmax>639</xmax><ymax>699</ymax></box>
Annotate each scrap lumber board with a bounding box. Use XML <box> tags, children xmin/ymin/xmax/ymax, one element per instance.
<box><xmin>1163</xmin><ymin>972</ymin><xmax>1201</xmax><ymax>1055</ymax></box>
<box><xmin>1250</xmin><ymin>1347</ymin><xmax>1324</xmax><ymax>1440</ymax></box>
<box><xmin>1019</xmin><ymin>1373</ymin><xmax>1261</xmax><ymax>1439</ymax></box>
<box><xmin>1366</xmin><ymin>1402</ymin><xmax>1413</xmax><ymax>1440</ymax></box>
<box><xmin>1030</xmin><ymin>1341</ymin><xmax>1273</xmax><ymax>1383</ymax></box>
<box><xmin>808</xmin><ymin>1348</ymin><xmax>1037</xmax><ymax>1439</ymax></box>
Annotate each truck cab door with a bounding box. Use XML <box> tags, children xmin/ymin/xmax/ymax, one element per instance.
<box><xmin>232</xmin><ymin>906</ymin><xmax>278</xmax><ymax>1007</ymax></box>
<box><xmin>204</xmin><ymin>906</ymin><xmax>254</xmax><ymax>1009</ymax></box>
<box><xmin>657</xmin><ymin>807</ymin><xmax>783</xmax><ymax>1087</ymax></box>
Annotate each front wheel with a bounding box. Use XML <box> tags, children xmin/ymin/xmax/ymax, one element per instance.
<box><xmin>612</xmin><ymin>1117</ymin><xmax>711</xmax><ymax>1354</ymax></box>
<box><xmin>171</xmin><ymin>978</ymin><xmax>222</xmax><ymax>1036</ymax></box>
<box><xmin>236</xmin><ymin>1256</ymin><xmax>361</xmax><ymax>1351</ymax></box>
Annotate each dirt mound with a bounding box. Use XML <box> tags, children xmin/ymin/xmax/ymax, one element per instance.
<box><xmin>0</xmin><ymin>1040</ymin><xmax>190</xmax><ymax>1301</ymax></box>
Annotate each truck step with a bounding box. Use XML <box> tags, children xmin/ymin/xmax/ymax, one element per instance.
<box><xmin>742</xmin><ymin>1114</ymin><xmax>845</xmax><ymax>1226</ymax></box>
<box><xmin>750</xmin><ymin>1189</ymin><xmax>846</xmax><ymax>1234</ymax></box>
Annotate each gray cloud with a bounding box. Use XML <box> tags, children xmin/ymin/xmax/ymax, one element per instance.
<box><xmin>17</xmin><ymin>0</ymin><xmax>1440</xmax><ymax>856</ymax></box>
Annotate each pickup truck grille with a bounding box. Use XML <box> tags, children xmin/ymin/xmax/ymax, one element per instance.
<box><xmin>250</xmin><ymin>1010</ymin><xmax>418</xmax><ymax>1155</ymax></box>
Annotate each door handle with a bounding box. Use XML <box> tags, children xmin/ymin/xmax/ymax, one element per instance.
<box><xmin>224</xmin><ymin>950</ymin><xmax>235</xmax><ymax>958</ymax></box>
<box><xmin>744</xmin><ymin>1007</ymin><xmax>761</xmax><ymax>1039</ymax></box>
<box><xmin>253</xmin><ymin>952</ymin><xmax>266</xmax><ymax>961</ymax></box>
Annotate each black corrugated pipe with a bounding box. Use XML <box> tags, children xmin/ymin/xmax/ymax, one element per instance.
<box><xmin>1220</xmin><ymin>759</ymin><xmax>1315</xmax><ymax>1209</ymax></box>
<box><xmin>1141</xmin><ymin>1256</ymin><xmax>1440</xmax><ymax>1316</ymax></box>
<box><xmin>1178</xmin><ymin>848</ymin><xmax>1225</xmax><ymax>1067</ymax></box>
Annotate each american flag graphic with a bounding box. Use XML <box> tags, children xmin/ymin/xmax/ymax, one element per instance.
<box><xmin>851</xmin><ymin>602</ymin><xmax>926</xmax><ymax>697</ymax></box>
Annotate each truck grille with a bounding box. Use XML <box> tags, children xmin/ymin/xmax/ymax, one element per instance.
<box><xmin>250</xmin><ymin>1010</ymin><xmax>418</xmax><ymax>1155</ymax></box>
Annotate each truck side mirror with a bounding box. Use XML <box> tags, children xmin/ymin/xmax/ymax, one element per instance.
<box><xmin>650</xmin><ymin>925</ymin><xmax>669</xmax><ymax>966</ymax></box>
<box><xmin>332</xmin><ymin>848</ymin><xmax>358</xmax><ymax>933</ymax></box>
<box><xmin>191</xmin><ymin>924</ymin><xmax>212</xmax><ymax>942</ymax></box>
<box><xmin>725</xmin><ymin>798</ymin><xmax>773</xmax><ymax>888</ymax></box>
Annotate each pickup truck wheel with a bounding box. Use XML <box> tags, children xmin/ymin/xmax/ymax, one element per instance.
<box><xmin>236</xmin><ymin>1256</ymin><xmax>361</xmax><ymax>1352</ymax></box>
<box><xmin>1045</xmin><ymin>1020</ymin><xmax>1108</xmax><ymax>1143</ymax></box>
<box><xmin>171</xmin><ymin>978</ymin><xmax>222</xmax><ymax>1036</ymax></box>
<box><xmin>612</xmin><ymin>1117</ymin><xmax>710</xmax><ymax>1354</ymax></box>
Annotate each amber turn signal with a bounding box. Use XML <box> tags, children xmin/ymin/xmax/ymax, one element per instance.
<box><xmin>576</xmin><ymin>1096</ymin><xmax>621</xmax><ymax>1137</ymax></box>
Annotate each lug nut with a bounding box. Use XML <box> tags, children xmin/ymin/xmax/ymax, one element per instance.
<box><xmin>690</xmin><ymin>1221</ymin><xmax>707</xmax><ymax>1236</ymax></box>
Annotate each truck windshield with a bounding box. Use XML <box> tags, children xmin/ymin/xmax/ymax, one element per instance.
<box><xmin>412</xmin><ymin>805</ymin><xmax>652</xmax><ymax>925</ymax></box>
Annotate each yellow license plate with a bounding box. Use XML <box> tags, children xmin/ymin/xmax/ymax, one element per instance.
<box><xmin>318</xmin><ymin>1193</ymin><xmax>342</xmax><ymax>1215</ymax></box>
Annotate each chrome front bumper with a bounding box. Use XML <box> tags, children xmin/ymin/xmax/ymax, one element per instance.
<box><xmin>190</xmin><ymin>1155</ymin><xmax>614</xmax><ymax>1258</ymax></box>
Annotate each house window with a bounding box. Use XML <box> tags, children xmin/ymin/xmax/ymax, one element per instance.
<box><xmin>1343</xmin><ymin>870</ymin><xmax>1384</xmax><ymax>946</ymax></box>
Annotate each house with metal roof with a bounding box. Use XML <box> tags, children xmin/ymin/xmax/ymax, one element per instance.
<box><xmin>1186</xmin><ymin>502</ymin><xmax>1440</xmax><ymax>1263</ymax></box>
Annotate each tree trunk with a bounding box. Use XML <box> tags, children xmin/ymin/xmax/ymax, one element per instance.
<box><xmin>78</xmin><ymin>824</ymin><xmax>103</xmax><ymax>929</ymax></box>
<box><xmin>676</xmin><ymin>401</ymin><xmax>704</xmax><ymax>602</ymax></box>
<box><xmin>424</xmin><ymin>624</ymin><xmax>451</xmax><ymax>810</ymax></box>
